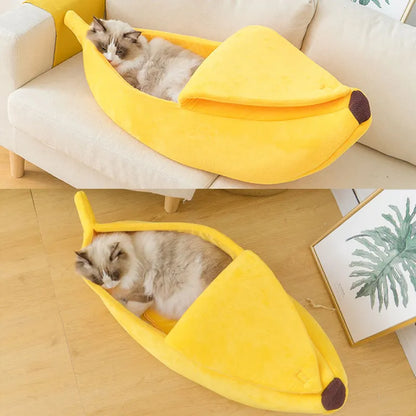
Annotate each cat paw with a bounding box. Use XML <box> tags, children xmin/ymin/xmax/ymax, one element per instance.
<box><xmin>126</xmin><ymin>300</ymin><xmax>152</xmax><ymax>317</ymax></box>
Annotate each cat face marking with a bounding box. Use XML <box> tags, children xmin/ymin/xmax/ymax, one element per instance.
<box><xmin>87</xmin><ymin>18</ymin><xmax>143</xmax><ymax>67</ymax></box>
<box><xmin>75</xmin><ymin>238</ymin><xmax>131</xmax><ymax>289</ymax></box>
<box><xmin>75</xmin><ymin>249</ymin><xmax>92</xmax><ymax>266</ymax></box>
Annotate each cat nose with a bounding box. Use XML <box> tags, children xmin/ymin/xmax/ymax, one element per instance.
<box><xmin>106</xmin><ymin>57</ymin><xmax>118</xmax><ymax>67</ymax></box>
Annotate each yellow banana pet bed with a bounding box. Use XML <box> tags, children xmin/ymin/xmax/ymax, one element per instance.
<box><xmin>22</xmin><ymin>3</ymin><xmax>369</xmax><ymax>184</ymax></box>
<box><xmin>75</xmin><ymin>191</ymin><xmax>347</xmax><ymax>413</ymax></box>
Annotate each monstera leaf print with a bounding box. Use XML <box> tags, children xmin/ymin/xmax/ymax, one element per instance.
<box><xmin>351</xmin><ymin>0</ymin><xmax>390</xmax><ymax>8</ymax></box>
<box><xmin>347</xmin><ymin>198</ymin><xmax>416</xmax><ymax>312</ymax></box>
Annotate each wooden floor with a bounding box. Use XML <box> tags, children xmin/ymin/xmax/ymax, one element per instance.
<box><xmin>1</xmin><ymin>189</ymin><xmax>415</xmax><ymax>416</ymax></box>
<box><xmin>0</xmin><ymin>147</ymin><xmax>70</xmax><ymax>188</ymax></box>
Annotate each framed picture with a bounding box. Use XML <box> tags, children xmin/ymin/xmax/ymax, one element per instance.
<box><xmin>351</xmin><ymin>0</ymin><xmax>416</xmax><ymax>22</ymax></box>
<box><xmin>311</xmin><ymin>190</ymin><xmax>416</xmax><ymax>346</ymax></box>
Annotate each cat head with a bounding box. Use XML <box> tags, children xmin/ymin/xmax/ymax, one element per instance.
<box><xmin>75</xmin><ymin>232</ymin><xmax>138</xmax><ymax>290</ymax></box>
<box><xmin>87</xmin><ymin>17</ymin><xmax>145</xmax><ymax>67</ymax></box>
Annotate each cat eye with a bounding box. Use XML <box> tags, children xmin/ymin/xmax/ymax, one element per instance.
<box><xmin>116</xmin><ymin>48</ymin><xmax>126</xmax><ymax>57</ymax></box>
<box><xmin>109</xmin><ymin>242</ymin><xmax>125</xmax><ymax>262</ymax></box>
<box><xmin>111</xmin><ymin>250</ymin><xmax>124</xmax><ymax>261</ymax></box>
<box><xmin>98</xmin><ymin>44</ymin><xmax>107</xmax><ymax>53</ymax></box>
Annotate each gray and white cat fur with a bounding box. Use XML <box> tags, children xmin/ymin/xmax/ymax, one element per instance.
<box><xmin>86</xmin><ymin>17</ymin><xmax>203</xmax><ymax>102</ymax></box>
<box><xmin>75</xmin><ymin>231</ymin><xmax>232</xmax><ymax>320</ymax></box>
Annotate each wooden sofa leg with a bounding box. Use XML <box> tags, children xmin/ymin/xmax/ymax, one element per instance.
<box><xmin>9</xmin><ymin>151</ymin><xmax>25</xmax><ymax>178</ymax></box>
<box><xmin>164</xmin><ymin>196</ymin><xmax>182</xmax><ymax>213</ymax></box>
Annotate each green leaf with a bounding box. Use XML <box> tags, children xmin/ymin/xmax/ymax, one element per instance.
<box><xmin>389</xmin><ymin>204</ymin><xmax>404</xmax><ymax>225</ymax></box>
<box><xmin>348</xmin><ymin>199</ymin><xmax>416</xmax><ymax>310</ymax></box>
<box><xmin>354</xmin><ymin>237</ymin><xmax>387</xmax><ymax>260</ymax></box>
<box><xmin>374</xmin><ymin>226</ymin><xmax>399</xmax><ymax>242</ymax></box>
<box><xmin>382</xmin><ymin>274</ymin><xmax>389</xmax><ymax>310</ymax></box>
<box><xmin>350</xmin><ymin>270</ymin><xmax>374</xmax><ymax>278</ymax></box>
<box><xmin>409</xmin><ymin>274</ymin><xmax>416</xmax><ymax>292</ymax></box>
<box><xmin>351</xmin><ymin>248</ymin><xmax>382</xmax><ymax>263</ymax></box>
<box><xmin>351</xmin><ymin>278</ymin><xmax>372</xmax><ymax>289</ymax></box>
<box><xmin>402</xmin><ymin>259</ymin><xmax>416</xmax><ymax>292</ymax></box>
<box><xmin>356</xmin><ymin>280</ymin><xmax>377</xmax><ymax>298</ymax></box>
<box><xmin>349</xmin><ymin>260</ymin><xmax>376</xmax><ymax>269</ymax></box>
<box><xmin>387</xmin><ymin>274</ymin><xmax>399</xmax><ymax>307</ymax></box>
<box><xmin>376</xmin><ymin>280</ymin><xmax>384</xmax><ymax>312</ymax></box>
<box><xmin>353</xmin><ymin>229</ymin><xmax>394</xmax><ymax>251</ymax></box>
<box><xmin>370</xmin><ymin>290</ymin><xmax>375</xmax><ymax>309</ymax></box>
<box><xmin>391</xmin><ymin>268</ymin><xmax>408</xmax><ymax>307</ymax></box>
<box><xmin>355</xmin><ymin>0</ymin><xmax>389</xmax><ymax>7</ymax></box>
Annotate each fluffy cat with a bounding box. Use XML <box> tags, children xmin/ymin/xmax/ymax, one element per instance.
<box><xmin>75</xmin><ymin>231</ymin><xmax>232</xmax><ymax>320</ymax></box>
<box><xmin>86</xmin><ymin>17</ymin><xmax>203</xmax><ymax>102</ymax></box>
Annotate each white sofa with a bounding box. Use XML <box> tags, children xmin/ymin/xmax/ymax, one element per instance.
<box><xmin>1</xmin><ymin>0</ymin><xmax>416</xmax><ymax>194</ymax></box>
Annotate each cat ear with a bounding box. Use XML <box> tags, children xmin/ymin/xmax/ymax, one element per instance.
<box><xmin>124</xmin><ymin>30</ymin><xmax>142</xmax><ymax>43</ymax></box>
<box><xmin>75</xmin><ymin>250</ymin><xmax>92</xmax><ymax>266</ymax></box>
<box><xmin>109</xmin><ymin>242</ymin><xmax>121</xmax><ymax>262</ymax></box>
<box><xmin>91</xmin><ymin>16</ymin><xmax>107</xmax><ymax>33</ymax></box>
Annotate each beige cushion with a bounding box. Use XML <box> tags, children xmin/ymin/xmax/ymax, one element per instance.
<box><xmin>211</xmin><ymin>143</ymin><xmax>416</xmax><ymax>189</ymax></box>
<box><xmin>13</xmin><ymin>126</ymin><xmax>195</xmax><ymax>198</ymax></box>
<box><xmin>8</xmin><ymin>54</ymin><xmax>216</xmax><ymax>190</ymax></box>
<box><xmin>302</xmin><ymin>0</ymin><xmax>416</xmax><ymax>167</ymax></box>
<box><xmin>106</xmin><ymin>0</ymin><xmax>316</xmax><ymax>48</ymax></box>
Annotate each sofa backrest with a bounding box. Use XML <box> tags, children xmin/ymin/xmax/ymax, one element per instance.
<box><xmin>106</xmin><ymin>0</ymin><xmax>316</xmax><ymax>49</ymax></box>
<box><xmin>302</xmin><ymin>0</ymin><xmax>416</xmax><ymax>166</ymax></box>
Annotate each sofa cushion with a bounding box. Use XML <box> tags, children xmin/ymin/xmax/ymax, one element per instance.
<box><xmin>211</xmin><ymin>143</ymin><xmax>416</xmax><ymax>189</ymax></box>
<box><xmin>8</xmin><ymin>54</ymin><xmax>216</xmax><ymax>190</ymax></box>
<box><xmin>106</xmin><ymin>0</ymin><xmax>316</xmax><ymax>48</ymax></box>
<box><xmin>302</xmin><ymin>0</ymin><xmax>416</xmax><ymax>168</ymax></box>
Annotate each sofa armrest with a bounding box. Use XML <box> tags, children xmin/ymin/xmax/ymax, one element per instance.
<box><xmin>24</xmin><ymin>0</ymin><xmax>105</xmax><ymax>66</ymax></box>
<box><xmin>302</xmin><ymin>0</ymin><xmax>416</xmax><ymax>167</ymax></box>
<box><xmin>0</xmin><ymin>3</ymin><xmax>55</xmax><ymax>149</ymax></box>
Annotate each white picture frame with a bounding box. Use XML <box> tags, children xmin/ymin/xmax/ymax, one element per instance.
<box><xmin>351</xmin><ymin>0</ymin><xmax>415</xmax><ymax>22</ymax></box>
<box><xmin>312</xmin><ymin>190</ymin><xmax>416</xmax><ymax>346</ymax></box>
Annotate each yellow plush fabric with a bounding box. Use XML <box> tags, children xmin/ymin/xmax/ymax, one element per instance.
<box><xmin>64</xmin><ymin>11</ymin><xmax>371</xmax><ymax>184</ymax></box>
<box><xmin>74</xmin><ymin>191</ymin><xmax>347</xmax><ymax>413</ymax></box>
<box><xmin>179</xmin><ymin>26</ymin><xmax>351</xmax><ymax>113</ymax></box>
<box><xmin>24</xmin><ymin>0</ymin><xmax>105</xmax><ymax>66</ymax></box>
